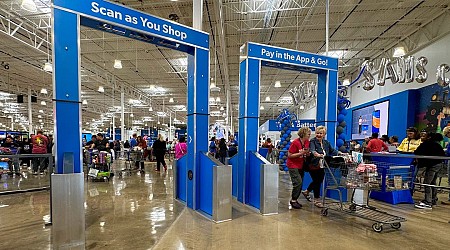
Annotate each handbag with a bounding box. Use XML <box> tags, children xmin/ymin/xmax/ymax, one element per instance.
<box><xmin>307</xmin><ymin>141</ymin><xmax>326</xmax><ymax>171</ymax></box>
<box><xmin>299</xmin><ymin>139</ymin><xmax>313</xmax><ymax>172</ymax></box>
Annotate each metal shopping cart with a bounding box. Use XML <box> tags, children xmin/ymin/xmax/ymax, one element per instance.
<box><xmin>321</xmin><ymin>158</ymin><xmax>406</xmax><ymax>232</ymax></box>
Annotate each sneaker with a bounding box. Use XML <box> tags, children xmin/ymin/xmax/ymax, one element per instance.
<box><xmin>290</xmin><ymin>200</ymin><xmax>302</xmax><ymax>209</ymax></box>
<box><xmin>415</xmin><ymin>202</ymin><xmax>432</xmax><ymax>210</ymax></box>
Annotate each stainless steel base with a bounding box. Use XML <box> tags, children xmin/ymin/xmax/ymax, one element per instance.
<box><xmin>51</xmin><ymin>173</ymin><xmax>85</xmax><ymax>249</ymax></box>
<box><xmin>213</xmin><ymin>164</ymin><xmax>232</xmax><ymax>223</ymax></box>
<box><xmin>260</xmin><ymin>164</ymin><xmax>279</xmax><ymax>215</ymax></box>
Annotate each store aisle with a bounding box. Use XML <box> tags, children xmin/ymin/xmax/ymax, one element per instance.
<box><xmin>0</xmin><ymin>161</ymin><xmax>449</xmax><ymax>249</ymax></box>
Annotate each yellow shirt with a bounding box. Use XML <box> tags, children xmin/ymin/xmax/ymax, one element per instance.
<box><xmin>397</xmin><ymin>138</ymin><xmax>422</xmax><ymax>153</ymax></box>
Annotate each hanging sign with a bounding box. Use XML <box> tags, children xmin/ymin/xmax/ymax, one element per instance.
<box><xmin>54</xmin><ymin>0</ymin><xmax>209</xmax><ymax>49</ymax></box>
<box><xmin>245</xmin><ymin>42</ymin><xmax>338</xmax><ymax>71</ymax></box>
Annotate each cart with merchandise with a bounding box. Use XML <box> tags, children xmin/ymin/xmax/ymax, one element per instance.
<box><xmin>0</xmin><ymin>147</ymin><xmax>19</xmax><ymax>177</ymax></box>
<box><xmin>320</xmin><ymin>157</ymin><xmax>406</xmax><ymax>232</ymax></box>
<box><xmin>121</xmin><ymin>147</ymin><xmax>143</xmax><ymax>176</ymax></box>
<box><xmin>87</xmin><ymin>150</ymin><xmax>112</xmax><ymax>182</ymax></box>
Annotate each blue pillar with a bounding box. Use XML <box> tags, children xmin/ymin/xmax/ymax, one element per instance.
<box><xmin>237</xmin><ymin>58</ymin><xmax>260</xmax><ymax>203</ymax></box>
<box><xmin>186</xmin><ymin>47</ymin><xmax>209</xmax><ymax>209</ymax></box>
<box><xmin>316</xmin><ymin>70</ymin><xmax>338</xmax><ymax>147</ymax></box>
<box><xmin>53</xmin><ymin>8</ymin><xmax>81</xmax><ymax>174</ymax></box>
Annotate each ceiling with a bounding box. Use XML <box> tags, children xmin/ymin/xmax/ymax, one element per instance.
<box><xmin>0</xmin><ymin>0</ymin><xmax>449</xmax><ymax>136</ymax></box>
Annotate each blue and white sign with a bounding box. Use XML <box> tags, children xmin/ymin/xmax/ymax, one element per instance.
<box><xmin>54</xmin><ymin>0</ymin><xmax>209</xmax><ymax>49</ymax></box>
<box><xmin>276</xmin><ymin>119</ymin><xmax>316</xmax><ymax>131</ymax></box>
<box><xmin>246</xmin><ymin>42</ymin><xmax>338</xmax><ymax>71</ymax></box>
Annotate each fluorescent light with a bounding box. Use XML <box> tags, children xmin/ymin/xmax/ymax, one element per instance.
<box><xmin>216</xmin><ymin>97</ymin><xmax>221</xmax><ymax>102</ymax></box>
<box><xmin>43</xmin><ymin>62</ymin><xmax>53</xmax><ymax>72</ymax></box>
<box><xmin>98</xmin><ymin>86</ymin><xmax>105</xmax><ymax>93</ymax></box>
<box><xmin>114</xmin><ymin>59</ymin><xmax>123</xmax><ymax>69</ymax></box>
<box><xmin>40</xmin><ymin>88</ymin><xmax>48</xmax><ymax>94</ymax></box>
<box><xmin>157</xmin><ymin>121</ymin><xmax>160</xmax><ymax>124</ymax></box>
<box><xmin>21</xmin><ymin>0</ymin><xmax>37</xmax><ymax>12</ymax></box>
<box><xmin>149</xmin><ymin>107</ymin><xmax>153</xmax><ymax>111</ymax></box>
<box><xmin>169</xmin><ymin>98</ymin><xmax>174</xmax><ymax>103</ymax></box>
<box><xmin>343</xmin><ymin>79</ymin><xmax>350</xmax><ymax>86</ymax></box>
<box><xmin>393</xmin><ymin>46</ymin><xmax>406</xmax><ymax>58</ymax></box>
<box><xmin>130</xmin><ymin>113</ymin><xmax>134</xmax><ymax>117</ymax></box>
<box><xmin>300</xmin><ymin>105</ymin><xmax>305</xmax><ymax>110</ymax></box>
<box><xmin>82</xmin><ymin>100</ymin><xmax>88</xmax><ymax>105</ymax></box>
<box><xmin>40</xmin><ymin>101</ymin><xmax>46</xmax><ymax>106</ymax></box>
<box><xmin>38</xmin><ymin>115</ymin><xmax>42</xmax><ymax>118</ymax></box>
<box><xmin>260</xmin><ymin>106</ymin><xmax>264</xmax><ymax>110</ymax></box>
<box><xmin>39</xmin><ymin>119</ymin><xmax>43</xmax><ymax>122</ymax></box>
<box><xmin>210</xmin><ymin>82</ymin><xmax>216</xmax><ymax>88</ymax></box>
<box><xmin>39</xmin><ymin>110</ymin><xmax>43</xmax><ymax>113</ymax></box>
<box><xmin>274</xmin><ymin>81</ymin><xmax>281</xmax><ymax>88</ymax></box>
<box><xmin>265</xmin><ymin>96</ymin><xmax>271</xmax><ymax>101</ymax></box>
<box><xmin>220</xmin><ymin>107</ymin><xmax>224</xmax><ymax>111</ymax></box>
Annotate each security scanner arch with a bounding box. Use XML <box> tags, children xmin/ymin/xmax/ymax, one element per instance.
<box><xmin>51</xmin><ymin>0</ymin><xmax>226</xmax><ymax>246</ymax></box>
<box><xmin>236</xmin><ymin>42</ymin><xmax>339</xmax><ymax>211</ymax></box>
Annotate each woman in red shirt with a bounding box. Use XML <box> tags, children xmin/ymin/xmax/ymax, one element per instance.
<box><xmin>286</xmin><ymin>127</ymin><xmax>312</xmax><ymax>209</ymax></box>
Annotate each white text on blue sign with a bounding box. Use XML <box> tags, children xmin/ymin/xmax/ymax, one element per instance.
<box><xmin>91</xmin><ymin>2</ymin><xmax>187</xmax><ymax>41</ymax></box>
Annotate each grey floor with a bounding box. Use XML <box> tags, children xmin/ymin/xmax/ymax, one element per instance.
<box><xmin>0</xmin><ymin>160</ymin><xmax>449</xmax><ymax>249</ymax></box>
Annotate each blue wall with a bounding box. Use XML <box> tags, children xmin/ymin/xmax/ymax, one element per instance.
<box><xmin>345</xmin><ymin>90</ymin><xmax>417</xmax><ymax>141</ymax></box>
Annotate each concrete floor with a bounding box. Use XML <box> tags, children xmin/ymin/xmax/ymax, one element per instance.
<box><xmin>0</xmin><ymin>160</ymin><xmax>449</xmax><ymax>249</ymax></box>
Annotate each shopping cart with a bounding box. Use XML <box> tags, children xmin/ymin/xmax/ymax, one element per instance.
<box><xmin>121</xmin><ymin>148</ymin><xmax>143</xmax><ymax>176</ymax></box>
<box><xmin>87</xmin><ymin>151</ymin><xmax>112</xmax><ymax>182</ymax></box>
<box><xmin>321</xmin><ymin>158</ymin><xmax>406</xmax><ymax>232</ymax></box>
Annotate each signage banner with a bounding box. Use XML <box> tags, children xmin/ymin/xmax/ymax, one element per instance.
<box><xmin>246</xmin><ymin>42</ymin><xmax>338</xmax><ymax>71</ymax></box>
<box><xmin>277</xmin><ymin>119</ymin><xmax>316</xmax><ymax>131</ymax></box>
<box><xmin>54</xmin><ymin>0</ymin><xmax>209</xmax><ymax>49</ymax></box>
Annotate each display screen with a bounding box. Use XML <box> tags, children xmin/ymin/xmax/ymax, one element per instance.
<box><xmin>352</xmin><ymin>101</ymin><xmax>389</xmax><ymax>140</ymax></box>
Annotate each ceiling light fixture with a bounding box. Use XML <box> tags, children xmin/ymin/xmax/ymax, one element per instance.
<box><xmin>342</xmin><ymin>79</ymin><xmax>350</xmax><ymax>86</ymax></box>
<box><xmin>21</xmin><ymin>0</ymin><xmax>37</xmax><ymax>12</ymax></box>
<box><xmin>40</xmin><ymin>100</ymin><xmax>46</xmax><ymax>106</ymax></box>
<box><xmin>393</xmin><ymin>46</ymin><xmax>406</xmax><ymax>58</ymax></box>
<box><xmin>98</xmin><ymin>86</ymin><xmax>105</xmax><ymax>93</ymax></box>
<box><xmin>82</xmin><ymin>100</ymin><xmax>88</xmax><ymax>105</ymax></box>
<box><xmin>149</xmin><ymin>107</ymin><xmax>153</xmax><ymax>111</ymax></box>
<box><xmin>113</xmin><ymin>59</ymin><xmax>123</xmax><ymax>69</ymax></box>
<box><xmin>40</xmin><ymin>88</ymin><xmax>48</xmax><ymax>94</ymax></box>
<box><xmin>216</xmin><ymin>97</ymin><xmax>221</xmax><ymax>102</ymax></box>
<box><xmin>260</xmin><ymin>106</ymin><xmax>264</xmax><ymax>110</ymax></box>
<box><xmin>169</xmin><ymin>97</ymin><xmax>174</xmax><ymax>103</ymax></box>
<box><xmin>38</xmin><ymin>115</ymin><xmax>42</xmax><ymax>118</ymax></box>
<box><xmin>39</xmin><ymin>110</ymin><xmax>43</xmax><ymax>113</ymax></box>
<box><xmin>265</xmin><ymin>96</ymin><xmax>271</xmax><ymax>101</ymax></box>
<box><xmin>220</xmin><ymin>107</ymin><xmax>224</xmax><ymax>111</ymax></box>
<box><xmin>274</xmin><ymin>81</ymin><xmax>281</xmax><ymax>88</ymax></box>
<box><xmin>300</xmin><ymin>105</ymin><xmax>305</xmax><ymax>110</ymax></box>
<box><xmin>43</xmin><ymin>62</ymin><xmax>53</xmax><ymax>72</ymax></box>
<box><xmin>130</xmin><ymin>113</ymin><xmax>134</xmax><ymax>117</ymax></box>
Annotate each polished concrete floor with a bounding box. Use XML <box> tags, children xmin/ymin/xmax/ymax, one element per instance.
<box><xmin>0</xmin><ymin>160</ymin><xmax>449</xmax><ymax>249</ymax></box>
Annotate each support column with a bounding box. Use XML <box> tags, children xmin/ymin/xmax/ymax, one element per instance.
<box><xmin>28</xmin><ymin>88</ymin><xmax>32</xmax><ymax>134</ymax></box>
<box><xmin>52</xmin><ymin>7</ymin><xmax>85</xmax><ymax>248</ymax></box>
<box><xmin>237</xmin><ymin>58</ymin><xmax>260</xmax><ymax>203</ymax></box>
<box><xmin>186</xmin><ymin>47</ymin><xmax>209</xmax><ymax>209</ymax></box>
<box><xmin>316</xmin><ymin>70</ymin><xmax>338</xmax><ymax>146</ymax></box>
<box><xmin>121</xmin><ymin>87</ymin><xmax>125</xmax><ymax>141</ymax></box>
<box><xmin>193</xmin><ymin>0</ymin><xmax>203</xmax><ymax>30</ymax></box>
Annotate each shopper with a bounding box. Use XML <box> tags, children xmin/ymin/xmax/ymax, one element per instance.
<box><xmin>175</xmin><ymin>136</ymin><xmax>187</xmax><ymax>160</ymax></box>
<box><xmin>349</xmin><ymin>140</ymin><xmax>361</xmax><ymax>152</ymax></box>
<box><xmin>381</xmin><ymin>134</ymin><xmax>389</xmax><ymax>144</ymax></box>
<box><xmin>86</xmin><ymin>135</ymin><xmax>97</xmax><ymax>149</ymax></box>
<box><xmin>130</xmin><ymin>133</ymin><xmax>138</xmax><ymax>148</ymax></box>
<box><xmin>303</xmin><ymin>126</ymin><xmax>339</xmax><ymax>208</ymax></box>
<box><xmin>218</xmin><ymin>138</ymin><xmax>228</xmax><ymax>164</ymax></box>
<box><xmin>389</xmin><ymin>136</ymin><xmax>400</xmax><ymax>147</ymax></box>
<box><xmin>262</xmin><ymin>138</ymin><xmax>275</xmax><ymax>163</ymax></box>
<box><xmin>94</xmin><ymin>133</ymin><xmax>110</xmax><ymax>151</ymax></box>
<box><xmin>366</xmin><ymin>133</ymin><xmax>388</xmax><ymax>152</ymax></box>
<box><xmin>397</xmin><ymin>127</ymin><xmax>422</xmax><ymax>153</ymax></box>
<box><xmin>1</xmin><ymin>136</ymin><xmax>20</xmax><ymax>175</ymax></box>
<box><xmin>19</xmin><ymin>138</ymin><xmax>32</xmax><ymax>168</ymax></box>
<box><xmin>414</xmin><ymin>131</ymin><xmax>445</xmax><ymax>209</ymax></box>
<box><xmin>209</xmin><ymin>137</ymin><xmax>217</xmax><ymax>157</ymax></box>
<box><xmin>441</xmin><ymin>126</ymin><xmax>450</xmax><ymax>205</ymax></box>
<box><xmin>227</xmin><ymin>135</ymin><xmax>238</xmax><ymax>158</ymax></box>
<box><xmin>286</xmin><ymin>127</ymin><xmax>311</xmax><ymax>209</ymax></box>
<box><xmin>31</xmin><ymin>130</ymin><xmax>48</xmax><ymax>175</ymax></box>
<box><xmin>152</xmin><ymin>134</ymin><xmax>167</xmax><ymax>172</ymax></box>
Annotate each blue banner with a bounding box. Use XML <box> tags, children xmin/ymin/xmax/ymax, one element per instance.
<box><xmin>247</xmin><ymin>42</ymin><xmax>338</xmax><ymax>71</ymax></box>
<box><xmin>54</xmin><ymin>0</ymin><xmax>209</xmax><ymax>49</ymax></box>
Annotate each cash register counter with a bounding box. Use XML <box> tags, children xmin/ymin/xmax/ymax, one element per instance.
<box><xmin>365</xmin><ymin>153</ymin><xmax>449</xmax><ymax>204</ymax></box>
